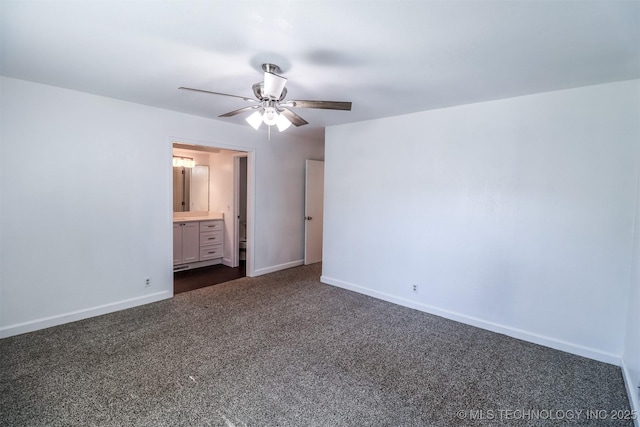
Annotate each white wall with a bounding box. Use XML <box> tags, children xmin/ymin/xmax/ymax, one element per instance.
<box><xmin>322</xmin><ymin>80</ymin><xmax>640</xmax><ymax>365</ymax></box>
<box><xmin>624</xmin><ymin>103</ymin><xmax>640</xmax><ymax>413</ymax></box>
<box><xmin>252</xmin><ymin>134</ymin><xmax>324</xmax><ymax>275</ymax></box>
<box><xmin>0</xmin><ymin>76</ymin><xmax>323</xmax><ymax>337</ymax></box>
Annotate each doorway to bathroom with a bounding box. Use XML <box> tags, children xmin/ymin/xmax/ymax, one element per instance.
<box><xmin>171</xmin><ymin>142</ymin><xmax>251</xmax><ymax>294</ymax></box>
<box><xmin>234</xmin><ymin>155</ymin><xmax>248</xmax><ymax>267</ymax></box>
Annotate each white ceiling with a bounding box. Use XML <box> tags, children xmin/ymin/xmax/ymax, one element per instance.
<box><xmin>2</xmin><ymin>0</ymin><xmax>639</xmax><ymax>139</ymax></box>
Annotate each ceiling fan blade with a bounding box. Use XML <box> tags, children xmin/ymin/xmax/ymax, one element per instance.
<box><xmin>279</xmin><ymin>108</ymin><xmax>309</xmax><ymax>127</ymax></box>
<box><xmin>285</xmin><ymin>100</ymin><xmax>352</xmax><ymax>111</ymax></box>
<box><xmin>179</xmin><ymin>87</ymin><xmax>258</xmax><ymax>103</ymax></box>
<box><xmin>219</xmin><ymin>105</ymin><xmax>260</xmax><ymax>118</ymax></box>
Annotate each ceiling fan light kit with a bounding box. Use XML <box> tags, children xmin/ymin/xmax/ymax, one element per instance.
<box><xmin>179</xmin><ymin>63</ymin><xmax>352</xmax><ymax>138</ymax></box>
<box><xmin>275</xmin><ymin>113</ymin><xmax>292</xmax><ymax>132</ymax></box>
<box><xmin>245</xmin><ymin>110</ymin><xmax>264</xmax><ymax>130</ymax></box>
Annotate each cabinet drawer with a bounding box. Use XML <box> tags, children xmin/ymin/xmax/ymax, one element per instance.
<box><xmin>200</xmin><ymin>243</ymin><xmax>223</xmax><ymax>261</ymax></box>
<box><xmin>200</xmin><ymin>220</ymin><xmax>223</xmax><ymax>232</ymax></box>
<box><xmin>200</xmin><ymin>230</ymin><xmax>223</xmax><ymax>246</ymax></box>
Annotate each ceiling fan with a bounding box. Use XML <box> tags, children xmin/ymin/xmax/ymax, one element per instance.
<box><xmin>179</xmin><ymin>63</ymin><xmax>352</xmax><ymax>134</ymax></box>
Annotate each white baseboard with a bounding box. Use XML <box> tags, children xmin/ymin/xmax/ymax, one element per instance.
<box><xmin>253</xmin><ymin>259</ymin><xmax>304</xmax><ymax>276</ymax></box>
<box><xmin>222</xmin><ymin>257</ymin><xmax>232</xmax><ymax>267</ymax></box>
<box><xmin>320</xmin><ymin>275</ymin><xmax>620</xmax><ymax>366</ymax></box>
<box><xmin>621</xmin><ymin>359</ymin><xmax>640</xmax><ymax>427</ymax></box>
<box><xmin>0</xmin><ymin>291</ymin><xmax>172</xmax><ymax>339</ymax></box>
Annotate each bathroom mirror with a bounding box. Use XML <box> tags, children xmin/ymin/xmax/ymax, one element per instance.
<box><xmin>173</xmin><ymin>165</ymin><xmax>209</xmax><ymax>212</ymax></box>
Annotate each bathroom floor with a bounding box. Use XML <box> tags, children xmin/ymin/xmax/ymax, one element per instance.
<box><xmin>173</xmin><ymin>262</ymin><xmax>246</xmax><ymax>294</ymax></box>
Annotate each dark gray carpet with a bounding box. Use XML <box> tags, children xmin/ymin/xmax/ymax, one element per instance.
<box><xmin>0</xmin><ymin>264</ymin><xmax>633</xmax><ymax>426</ymax></box>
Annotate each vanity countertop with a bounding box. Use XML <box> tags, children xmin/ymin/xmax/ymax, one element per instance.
<box><xmin>173</xmin><ymin>212</ymin><xmax>224</xmax><ymax>223</ymax></box>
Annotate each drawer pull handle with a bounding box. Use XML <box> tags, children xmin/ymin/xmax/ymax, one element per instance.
<box><xmin>208</xmin><ymin>251</ymin><xmax>217</xmax><ymax>254</ymax></box>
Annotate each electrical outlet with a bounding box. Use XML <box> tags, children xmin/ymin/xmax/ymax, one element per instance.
<box><xmin>412</xmin><ymin>284</ymin><xmax>418</xmax><ymax>293</ymax></box>
<box><xmin>145</xmin><ymin>277</ymin><xmax>151</xmax><ymax>287</ymax></box>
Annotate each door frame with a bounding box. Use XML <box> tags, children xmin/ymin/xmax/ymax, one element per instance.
<box><xmin>170</xmin><ymin>138</ymin><xmax>256</xmax><ymax>278</ymax></box>
<box><xmin>304</xmin><ymin>159</ymin><xmax>324</xmax><ymax>265</ymax></box>
<box><xmin>232</xmin><ymin>153</ymin><xmax>248</xmax><ymax>268</ymax></box>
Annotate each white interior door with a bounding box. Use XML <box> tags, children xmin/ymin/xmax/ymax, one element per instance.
<box><xmin>304</xmin><ymin>160</ymin><xmax>324</xmax><ymax>265</ymax></box>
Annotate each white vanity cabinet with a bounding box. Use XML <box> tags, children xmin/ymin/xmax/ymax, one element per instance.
<box><xmin>173</xmin><ymin>222</ymin><xmax>199</xmax><ymax>265</ymax></box>
<box><xmin>173</xmin><ymin>218</ymin><xmax>224</xmax><ymax>271</ymax></box>
<box><xmin>200</xmin><ymin>220</ymin><xmax>223</xmax><ymax>261</ymax></box>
